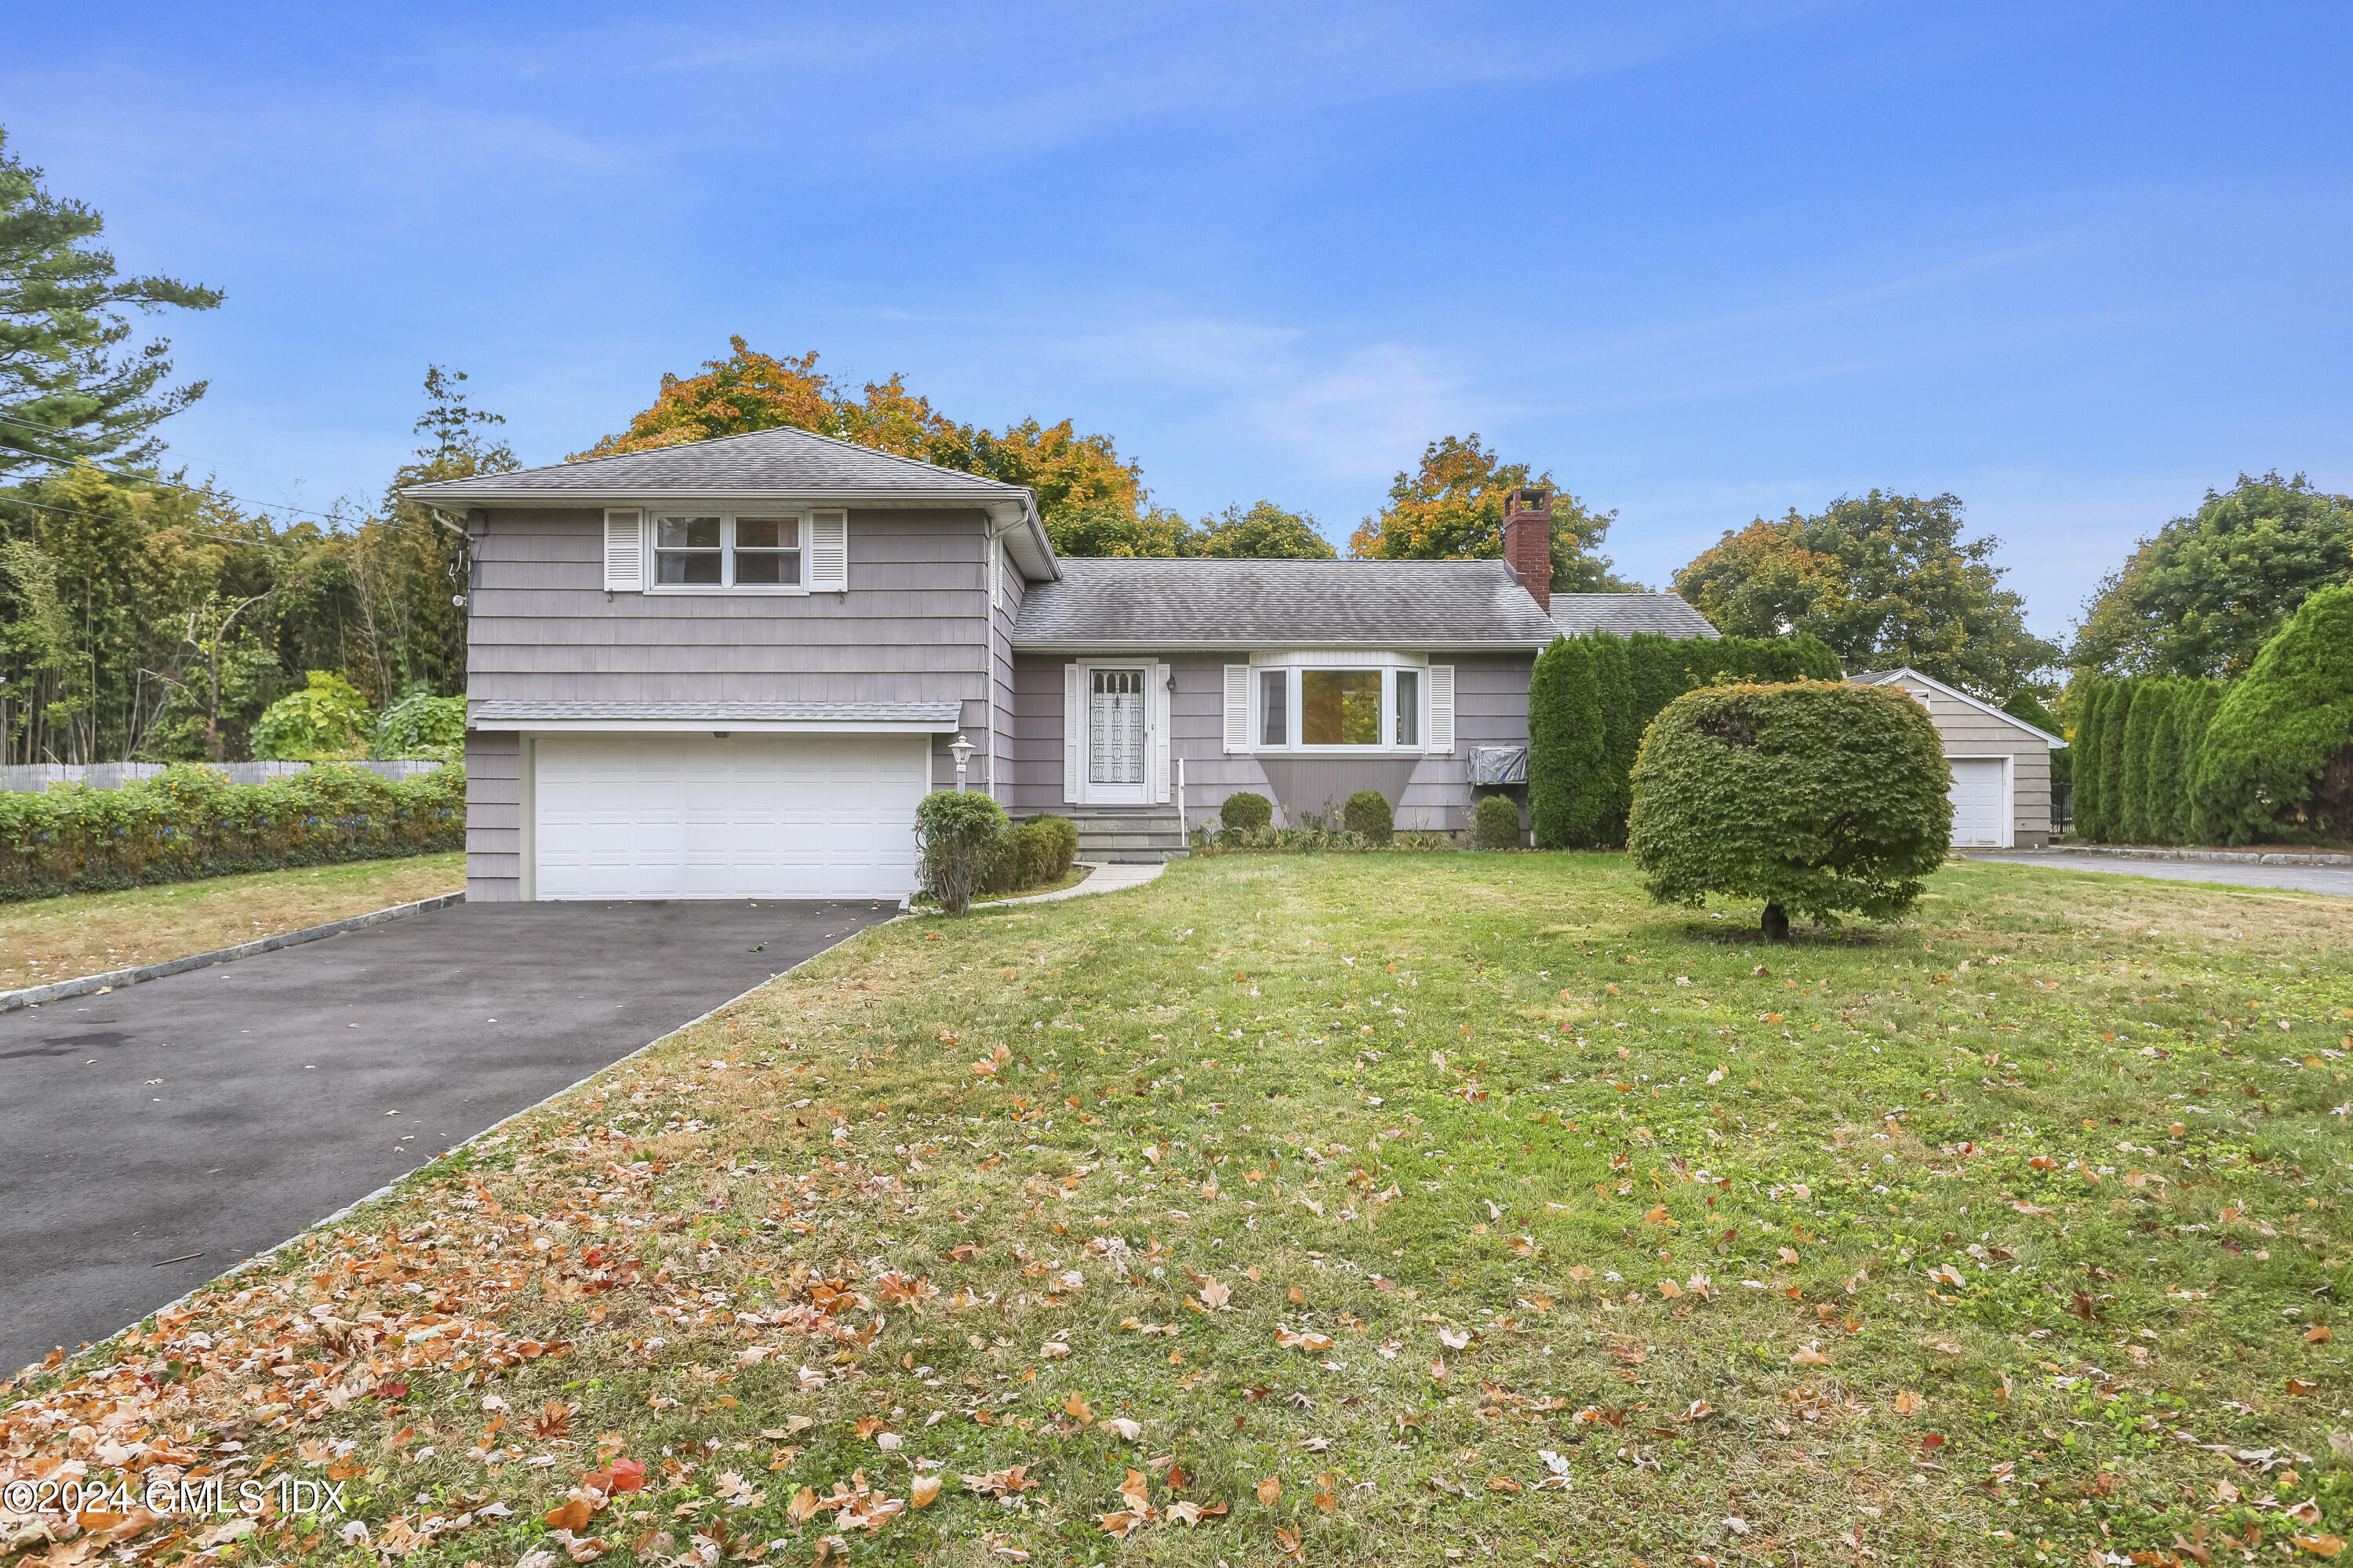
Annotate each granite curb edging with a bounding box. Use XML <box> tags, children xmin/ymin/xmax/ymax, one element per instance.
<box><xmin>2044</xmin><ymin>844</ymin><xmax>2352</xmax><ymax>868</ymax></box>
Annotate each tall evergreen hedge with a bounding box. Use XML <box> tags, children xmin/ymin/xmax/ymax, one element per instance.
<box><xmin>2071</xmin><ymin>680</ymin><xmax>2108</xmax><ymax>841</ymax></box>
<box><xmin>1529</xmin><ymin>637</ymin><xmax>1606</xmax><ymax>849</ymax></box>
<box><xmin>2119</xmin><ymin>680</ymin><xmax>2170</xmax><ymax>843</ymax></box>
<box><xmin>1533</xmin><ymin>629</ymin><xmax>1845</xmax><ymax>851</ymax></box>
<box><xmin>1591</xmin><ymin>633</ymin><xmax>1638</xmax><ymax>843</ymax></box>
<box><xmin>2098</xmin><ymin>682</ymin><xmax>2137</xmax><ymax>842</ymax></box>
<box><xmin>2143</xmin><ymin>684</ymin><xmax>2184</xmax><ymax>845</ymax></box>
<box><xmin>2192</xmin><ymin>584</ymin><xmax>2353</xmax><ymax>844</ymax></box>
<box><xmin>2177</xmin><ymin>682</ymin><xmax>2225</xmax><ymax>844</ymax></box>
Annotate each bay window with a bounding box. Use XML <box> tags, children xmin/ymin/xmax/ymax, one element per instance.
<box><xmin>1253</xmin><ymin>664</ymin><xmax>1425</xmax><ymax>750</ymax></box>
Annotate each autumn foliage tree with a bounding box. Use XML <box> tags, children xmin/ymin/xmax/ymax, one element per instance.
<box><xmin>576</xmin><ymin>337</ymin><xmax>1143</xmax><ymax>535</ymax></box>
<box><xmin>1347</xmin><ymin>435</ymin><xmax>1630</xmax><ymax>590</ymax></box>
<box><xmin>1674</xmin><ymin>491</ymin><xmax>2059</xmax><ymax>699</ymax></box>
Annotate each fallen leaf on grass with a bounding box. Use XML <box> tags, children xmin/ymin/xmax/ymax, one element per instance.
<box><xmin>1100</xmin><ymin>1417</ymin><xmax>1143</xmax><ymax>1441</ymax></box>
<box><xmin>909</xmin><ymin>1475</ymin><xmax>942</xmax><ymax>1508</ymax></box>
<box><xmin>1791</xmin><ymin>1344</ymin><xmax>1830</xmax><ymax>1366</ymax></box>
<box><xmin>1257</xmin><ymin>1475</ymin><xmax>1282</xmax><ymax>1505</ymax></box>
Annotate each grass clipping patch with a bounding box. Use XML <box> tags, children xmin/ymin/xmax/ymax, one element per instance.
<box><xmin>7</xmin><ymin>855</ymin><xmax>2353</xmax><ymax>1567</ymax></box>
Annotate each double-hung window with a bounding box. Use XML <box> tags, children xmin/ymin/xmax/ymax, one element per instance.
<box><xmin>1255</xmin><ymin>664</ymin><xmax>1424</xmax><ymax>749</ymax></box>
<box><xmin>651</xmin><ymin>513</ymin><xmax>806</xmax><ymax>590</ymax></box>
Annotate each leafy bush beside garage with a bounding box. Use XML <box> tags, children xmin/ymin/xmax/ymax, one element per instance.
<box><xmin>0</xmin><ymin>762</ymin><xmax>467</xmax><ymax>901</ymax></box>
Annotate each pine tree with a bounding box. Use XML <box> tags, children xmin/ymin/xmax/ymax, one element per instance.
<box><xmin>0</xmin><ymin>128</ymin><xmax>223</xmax><ymax>477</ymax></box>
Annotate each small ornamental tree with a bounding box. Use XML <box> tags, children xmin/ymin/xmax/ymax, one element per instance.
<box><xmin>2192</xmin><ymin>584</ymin><xmax>2353</xmax><ymax>844</ymax></box>
<box><xmin>1627</xmin><ymin>681</ymin><xmax>1951</xmax><ymax>940</ymax></box>
<box><xmin>2076</xmin><ymin>678</ymin><xmax>2114</xmax><ymax>841</ymax></box>
<box><xmin>914</xmin><ymin>789</ymin><xmax>1008</xmax><ymax>915</ymax></box>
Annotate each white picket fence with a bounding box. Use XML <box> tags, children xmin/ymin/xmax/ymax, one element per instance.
<box><xmin>0</xmin><ymin>759</ymin><xmax>447</xmax><ymax>793</ymax></box>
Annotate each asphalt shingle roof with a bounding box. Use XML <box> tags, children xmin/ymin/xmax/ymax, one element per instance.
<box><xmin>1012</xmin><ymin>557</ymin><xmax>1563</xmax><ymax>648</ymax></box>
<box><xmin>403</xmin><ymin>425</ymin><xmax>1027</xmax><ymax>500</ymax></box>
<box><xmin>1549</xmin><ymin>592</ymin><xmax>1719</xmax><ymax>639</ymax></box>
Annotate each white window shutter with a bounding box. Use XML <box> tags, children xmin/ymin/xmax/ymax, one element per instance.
<box><xmin>603</xmin><ymin>509</ymin><xmax>643</xmax><ymax>591</ymax></box>
<box><xmin>1063</xmin><ymin>663</ymin><xmax>1082</xmax><ymax>803</ymax></box>
<box><xmin>1151</xmin><ymin>664</ymin><xmax>1172</xmax><ymax>804</ymax></box>
<box><xmin>809</xmin><ymin>510</ymin><xmax>849</xmax><ymax>591</ymax></box>
<box><xmin>1427</xmin><ymin>664</ymin><xmax>1456</xmax><ymax>752</ymax></box>
<box><xmin>1223</xmin><ymin>664</ymin><xmax>1249</xmax><ymax>751</ymax></box>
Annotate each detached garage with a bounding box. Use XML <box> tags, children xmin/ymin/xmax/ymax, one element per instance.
<box><xmin>468</xmin><ymin>702</ymin><xmax>958</xmax><ymax>902</ymax></box>
<box><xmin>1849</xmin><ymin>669</ymin><xmax>2065</xmax><ymax>849</ymax></box>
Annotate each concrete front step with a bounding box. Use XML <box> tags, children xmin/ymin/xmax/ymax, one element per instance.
<box><xmin>1071</xmin><ymin>814</ymin><xmax>1189</xmax><ymax>864</ymax></box>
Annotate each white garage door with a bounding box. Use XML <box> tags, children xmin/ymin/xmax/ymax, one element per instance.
<box><xmin>533</xmin><ymin>734</ymin><xmax>929</xmax><ymax>900</ymax></box>
<box><xmin>1947</xmin><ymin>758</ymin><xmax>2007</xmax><ymax>848</ymax></box>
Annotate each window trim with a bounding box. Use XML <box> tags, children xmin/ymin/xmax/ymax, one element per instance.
<box><xmin>643</xmin><ymin>510</ymin><xmax>811</xmax><ymax>595</ymax></box>
<box><xmin>1247</xmin><ymin>657</ymin><xmax>1429</xmax><ymax>754</ymax></box>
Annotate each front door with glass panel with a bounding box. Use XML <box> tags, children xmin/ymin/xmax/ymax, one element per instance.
<box><xmin>1086</xmin><ymin>668</ymin><xmax>1150</xmax><ymax>804</ymax></box>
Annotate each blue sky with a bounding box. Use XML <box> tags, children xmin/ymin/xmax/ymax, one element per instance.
<box><xmin>10</xmin><ymin>2</ymin><xmax>2351</xmax><ymax>642</ymax></box>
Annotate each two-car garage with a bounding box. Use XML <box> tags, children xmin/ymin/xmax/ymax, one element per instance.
<box><xmin>528</xmin><ymin>733</ymin><xmax>930</xmax><ymax>900</ymax></box>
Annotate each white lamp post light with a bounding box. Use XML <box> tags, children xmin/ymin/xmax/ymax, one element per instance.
<box><xmin>948</xmin><ymin>733</ymin><xmax>975</xmax><ymax>792</ymax></box>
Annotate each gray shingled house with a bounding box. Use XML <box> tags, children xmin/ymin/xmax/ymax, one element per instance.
<box><xmin>403</xmin><ymin>427</ymin><xmax>1716</xmax><ymax>902</ymax></box>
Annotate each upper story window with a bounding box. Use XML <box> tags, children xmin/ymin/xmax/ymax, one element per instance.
<box><xmin>638</xmin><ymin>511</ymin><xmax>826</xmax><ymax>593</ymax></box>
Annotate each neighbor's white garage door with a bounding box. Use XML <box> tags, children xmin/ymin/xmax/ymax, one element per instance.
<box><xmin>1947</xmin><ymin>757</ymin><xmax>2008</xmax><ymax>848</ymax></box>
<box><xmin>533</xmin><ymin>734</ymin><xmax>928</xmax><ymax>900</ymax></box>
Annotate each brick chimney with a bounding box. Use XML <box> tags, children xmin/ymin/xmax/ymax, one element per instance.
<box><xmin>1502</xmin><ymin>486</ymin><xmax>1554</xmax><ymax>612</ymax></box>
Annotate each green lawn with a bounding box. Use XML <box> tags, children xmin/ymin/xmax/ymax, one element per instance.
<box><xmin>0</xmin><ymin>852</ymin><xmax>466</xmax><ymax>993</ymax></box>
<box><xmin>9</xmin><ymin>853</ymin><xmax>2353</xmax><ymax>1568</ymax></box>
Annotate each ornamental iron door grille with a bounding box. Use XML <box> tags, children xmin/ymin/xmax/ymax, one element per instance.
<box><xmin>1089</xmin><ymin>668</ymin><xmax>1147</xmax><ymax>786</ymax></box>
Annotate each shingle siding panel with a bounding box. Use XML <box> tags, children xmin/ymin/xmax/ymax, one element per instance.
<box><xmin>465</xmin><ymin>732</ymin><xmax>522</xmax><ymax>901</ymax></box>
<box><xmin>466</xmin><ymin>507</ymin><xmax>994</xmax><ymax>708</ymax></box>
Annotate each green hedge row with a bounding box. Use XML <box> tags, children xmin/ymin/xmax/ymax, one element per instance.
<box><xmin>0</xmin><ymin>762</ymin><xmax>467</xmax><ymax>901</ymax></box>
<box><xmin>2074</xmin><ymin>584</ymin><xmax>2353</xmax><ymax>846</ymax></box>
<box><xmin>1530</xmin><ymin>629</ymin><xmax>1841</xmax><ymax>849</ymax></box>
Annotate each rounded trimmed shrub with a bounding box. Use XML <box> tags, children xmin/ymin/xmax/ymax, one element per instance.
<box><xmin>1627</xmin><ymin>680</ymin><xmax>1951</xmax><ymax>938</ymax></box>
<box><xmin>914</xmin><ymin>789</ymin><xmax>1008</xmax><ymax>915</ymax></box>
<box><xmin>1472</xmin><ymin>792</ymin><xmax>1522</xmax><ymax>849</ymax></box>
<box><xmin>1220</xmin><ymin>791</ymin><xmax>1273</xmax><ymax>832</ymax></box>
<box><xmin>2192</xmin><ymin>584</ymin><xmax>2353</xmax><ymax>844</ymax></box>
<box><xmin>1343</xmin><ymin>788</ymin><xmax>1394</xmax><ymax>847</ymax></box>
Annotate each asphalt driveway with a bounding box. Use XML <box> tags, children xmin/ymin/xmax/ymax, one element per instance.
<box><xmin>1964</xmin><ymin>850</ymin><xmax>2353</xmax><ymax>897</ymax></box>
<box><xmin>0</xmin><ymin>899</ymin><xmax>894</xmax><ymax>1378</ymax></box>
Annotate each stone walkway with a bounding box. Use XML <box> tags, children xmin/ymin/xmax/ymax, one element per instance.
<box><xmin>974</xmin><ymin>860</ymin><xmax>1167</xmax><ymax>908</ymax></box>
<box><xmin>1965</xmin><ymin>850</ymin><xmax>2353</xmax><ymax>898</ymax></box>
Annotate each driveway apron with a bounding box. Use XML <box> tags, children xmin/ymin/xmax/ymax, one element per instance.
<box><xmin>0</xmin><ymin>899</ymin><xmax>893</xmax><ymax>1377</ymax></box>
